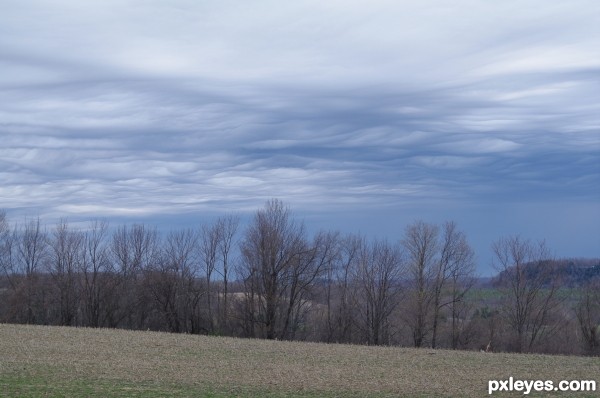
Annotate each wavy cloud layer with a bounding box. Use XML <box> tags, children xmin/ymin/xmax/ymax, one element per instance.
<box><xmin>1</xmin><ymin>0</ymin><xmax>598</xmax><ymax>268</ymax></box>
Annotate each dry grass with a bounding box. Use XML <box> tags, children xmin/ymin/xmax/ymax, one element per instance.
<box><xmin>0</xmin><ymin>323</ymin><xmax>598</xmax><ymax>397</ymax></box>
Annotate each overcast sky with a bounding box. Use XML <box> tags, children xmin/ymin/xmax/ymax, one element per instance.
<box><xmin>1</xmin><ymin>0</ymin><xmax>599</xmax><ymax>274</ymax></box>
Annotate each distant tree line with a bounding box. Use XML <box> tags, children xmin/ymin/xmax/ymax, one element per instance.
<box><xmin>0</xmin><ymin>201</ymin><xmax>598</xmax><ymax>356</ymax></box>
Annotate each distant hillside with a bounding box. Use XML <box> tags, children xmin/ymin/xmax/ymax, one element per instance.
<box><xmin>492</xmin><ymin>258</ymin><xmax>600</xmax><ymax>288</ymax></box>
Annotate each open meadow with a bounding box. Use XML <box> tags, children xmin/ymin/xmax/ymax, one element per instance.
<box><xmin>0</xmin><ymin>323</ymin><xmax>598</xmax><ymax>397</ymax></box>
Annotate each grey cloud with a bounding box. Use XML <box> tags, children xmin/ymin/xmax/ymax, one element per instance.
<box><xmin>1</xmin><ymin>0</ymin><xmax>598</xmax><ymax>269</ymax></box>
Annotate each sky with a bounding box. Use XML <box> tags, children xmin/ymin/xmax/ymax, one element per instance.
<box><xmin>1</xmin><ymin>0</ymin><xmax>599</xmax><ymax>275</ymax></box>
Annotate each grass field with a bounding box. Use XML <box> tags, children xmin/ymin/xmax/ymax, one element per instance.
<box><xmin>1</xmin><ymin>324</ymin><xmax>598</xmax><ymax>397</ymax></box>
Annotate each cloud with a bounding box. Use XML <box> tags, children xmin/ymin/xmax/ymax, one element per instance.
<box><xmin>0</xmin><ymin>0</ymin><xmax>598</xmax><ymax>268</ymax></box>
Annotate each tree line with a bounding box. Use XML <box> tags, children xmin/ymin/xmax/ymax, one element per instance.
<box><xmin>0</xmin><ymin>201</ymin><xmax>598</xmax><ymax>356</ymax></box>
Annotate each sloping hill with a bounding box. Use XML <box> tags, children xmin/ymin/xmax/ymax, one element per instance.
<box><xmin>0</xmin><ymin>324</ymin><xmax>598</xmax><ymax>397</ymax></box>
<box><xmin>492</xmin><ymin>258</ymin><xmax>600</xmax><ymax>288</ymax></box>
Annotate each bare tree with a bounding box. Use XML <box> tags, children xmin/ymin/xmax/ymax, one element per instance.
<box><xmin>0</xmin><ymin>215</ymin><xmax>29</xmax><ymax>322</ymax></box>
<box><xmin>79</xmin><ymin>220</ymin><xmax>111</xmax><ymax>328</ymax></box>
<box><xmin>354</xmin><ymin>238</ymin><xmax>404</xmax><ymax>345</ymax></box>
<box><xmin>492</xmin><ymin>236</ymin><xmax>560</xmax><ymax>353</ymax></box>
<box><xmin>448</xmin><ymin>251</ymin><xmax>476</xmax><ymax>349</ymax></box>
<box><xmin>239</xmin><ymin>199</ymin><xmax>316</xmax><ymax>340</ymax></box>
<box><xmin>402</xmin><ymin>220</ymin><xmax>438</xmax><ymax>347</ymax></box>
<box><xmin>576</xmin><ymin>279</ymin><xmax>600</xmax><ymax>355</ymax></box>
<box><xmin>199</xmin><ymin>221</ymin><xmax>220</xmax><ymax>332</ymax></box>
<box><xmin>13</xmin><ymin>218</ymin><xmax>49</xmax><ymax>324</ymax></box>
<box><xmin>149</xmin><ymin>228</ymin><xmax>201</xmax><ymax>333</ymax></box>
<box><xmin>321</xmin><ymin>231</ymin><xmax>343</xmax><ymax>342</ymax></box>
<box><xmin>430</xmin><ymin>221</ymin><xmax>476</xmax><ymax>349</ymax></box>
<box><xmin>111</xmin><ymin>224</ymin><xmax>160</xmax><ymax>328</ymax></box>
<box><xmin>198</xmin><ymin>215</ymin><xmax>240</xmax><ymax>334</ymax></box>
<box><xmin>48</xmin><ymin>220</ymin><xmax>83</xmax><ymax>326</ymax></box>
<box><xmin>280</xmin><ymin>230</ymin><xmax>332</xmax><ymax>340</ymax></box>
<box><xmin>0</xmin><ymin>210</ymin><xmax>12</xmax><ymax>286</ymax></box>
<box><xmin>0</xmin><ymin>210</ymin><xmax>8</xmax><ymax>249</ymax></box>
<box><xmin>337</xmin><ymin>235</ymin><xmax>362</xmax><ymax>344</ymax></box>
<box><xmin>215</xmin><ymin>215</ymin><xmax>239</xmax><ymax>334</ymax></box>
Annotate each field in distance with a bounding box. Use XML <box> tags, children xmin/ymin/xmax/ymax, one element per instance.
<box><xmin>1</xmin><ymin>324</ymin><xmax>598</xmax><ymax>397</ymax></box>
